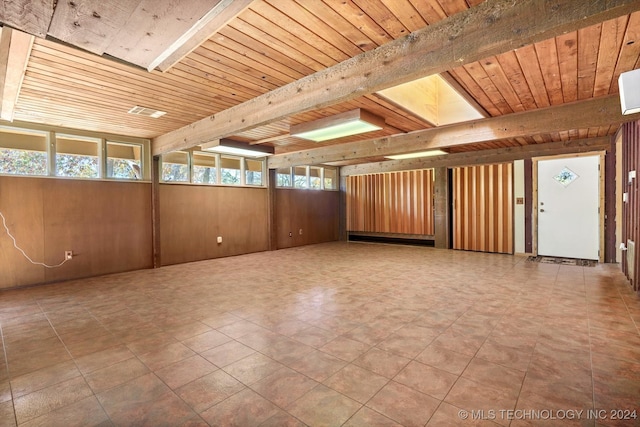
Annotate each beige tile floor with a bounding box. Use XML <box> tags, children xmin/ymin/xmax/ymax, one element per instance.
<box><xmin>1</xmin><ymin>241</ymin><xmax>639</xmax><ymax>427</ymax></box>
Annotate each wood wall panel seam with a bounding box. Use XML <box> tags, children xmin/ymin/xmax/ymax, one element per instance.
<box><xmin>452</xmin><ymin>162</ymin><xmax>513</xmax><ymax>254</ymax></box>
<box><xmin>346</xmin><ymin>169</ymin><xmax>435</xmax><ymax>236</ymax></box>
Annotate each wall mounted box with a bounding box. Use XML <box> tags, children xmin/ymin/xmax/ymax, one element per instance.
<box><xmin>619</xmin><ymin>68</ymin><xmax>640</xmax><ymax>115</ymax></box>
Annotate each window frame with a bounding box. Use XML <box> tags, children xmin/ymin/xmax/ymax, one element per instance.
<box><xmin>160</xmin><ymin>150</ymin><xmax>191</xmax><ymax>183</ymax></box>
<box><xmin>54</xmin><ymin>133</ymin><xmax>102</xmax><ymax>179</ymax></box>
<box><xmin>0</xmin><ymin>124</ymin><xmax>150</xmax><ymax>182</ymax></box>
<box><xmin>159</xmin><ymin>150</ymin><xmax>267</xmax><ymax>188</ymax></box>
<box><xmin>244</xmin><ymin>157</ymin><xmax>265</xmax><ymax>187</ymax></box>
<box><xmin>191</xmin><ymin>150</ymin><xmax>219</xmax><ymax>185</ymax></box>
<box><xmin>105</xmin><ymin>140</ymin><xmax>145</xmax><ymax>181</ymax></box>
<box><xmin>275</xmin><ymin>164</ymin><xmax>339</xmax><ymax>191</ymax></box>
<box><xmin>0</xmin><ymin>126</ymin><xmax>50</xmax><ymax>177</ymax></box>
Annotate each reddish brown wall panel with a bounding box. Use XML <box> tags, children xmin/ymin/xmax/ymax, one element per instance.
<box><xmin>0</xmin><ymin>177</ymin><xmax>153</xmax><ymax>289</ymax></box>
<box><xmin>621</xmin><ymin>120</ymin><xmax>640</xmax><ymax>290</ymax></box>
<box><xmin>346</xmin><ymin>169</ymin><xmax>435</xmax><ymax>235</ymax></box>
<box><xmin>159</xmin><ymin>185</ymin><xmax>269</xmax><ymax>266</ymax></box>
<box><xmin>452</xmin><ymin>163</ymin><xmax>514</xmax><ymax>254</ymax></box>
<box><xmin>605</xmin><ymin>138</ymin><xmax>617</xmax><ymax>263</ymax></box>
<box><xmin>275</xmin><ymin>189</ymin><xmax>340</xmax><ymax>249</ymax></box>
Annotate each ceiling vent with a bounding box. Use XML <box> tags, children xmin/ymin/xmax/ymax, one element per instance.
<box><xmin>127</xmin><ymin>106</ymin><xmax>167</xmax><ymax>118</ymax></box>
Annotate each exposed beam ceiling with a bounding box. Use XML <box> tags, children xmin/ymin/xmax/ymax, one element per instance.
<box><xmin>152</xmin><ymin>0</ymin><xmax>640</xmax><ymax>156</ymax></box>
<box><xmin>0</xmin><ymin>27</ymin><xmax>34</xmax><ymax>122</ymax></box>
<box><xmin>340</xmin><ymin>137</ymin><xmax>612</xmax><ymax>176</ymax></box>
<box><xmin>267</xmin><ymin>95</ymin><xmax>638</xmax><ymax>169</ymax></box>
<box><xmin>2</xmin><ymin>0</ymin><xmax>252</xmax><ymax>72</ymax></box>
<box><xmin>153</xmin><ymin>0</ymin><xmax>254</xmax><ymax>72</ymax></box>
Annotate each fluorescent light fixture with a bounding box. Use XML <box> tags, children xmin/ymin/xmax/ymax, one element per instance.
<box><xmin>200</xmin><ymin>138</ymin><xmax>274</xmax><ymax>158</ymax></box>
<box><xmin>619</xmin><ymin>68</ymin><xmax>640</xmax><ymax>115</ymax></box>
<box><xmin>385</xmin><ymin>149</ymin><xmax>448</xmax><ymax>160</ymax></box>
<box><xmin>290</xmin><ymin>109</ymin><xmax>385</xmax><ymax>142</ymax></box>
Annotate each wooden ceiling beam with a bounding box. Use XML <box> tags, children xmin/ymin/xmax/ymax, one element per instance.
<box><xmin>152</xmin><ymin>0</ymin><xmax>640</xmax><ymax>156</ymax></box>
<box><xmin>340</xmin><ymin>137</ymin><xmax>611</xmax><ymax>176</ymax></box>
<box><xmin>47</xmin><ymin>0</ymin><xmax>142</xmax><ymax>56</ymax></box>
<box><xmin>267</xmin><ymin>94</ymin><xmax>637</xmax><ymax>169</ymax></box>
<box><xmin>0</xmin><ymin>0</ymin><xmax>54</xmax><ymax>38</ymax></box>
<box><xmin>153</xmin><ymin>0</ymin><xmax>254</xmax><ymax>72</ymax></box>
<box><xmin>0</xmin><ymin>27</ymin><xmax>34</xmax><ymax>122</ymax></box>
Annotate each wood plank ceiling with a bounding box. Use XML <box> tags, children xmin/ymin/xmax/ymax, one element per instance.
<box><xmin>1</xmin><ymin>0</ymin><xmax>640</xmax><ymax>165</ymax></box>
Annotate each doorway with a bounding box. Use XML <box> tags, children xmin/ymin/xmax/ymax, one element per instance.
<box><xmin>535</xmin><ymin>154</ymin><xmax>602</xmax><ymax>261</ymax></box>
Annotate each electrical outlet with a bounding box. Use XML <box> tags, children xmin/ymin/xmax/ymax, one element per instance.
<box><xmin>65</xmin><ymin>251</ymin><xmax>73</xmax><ymax>260</ymax></box>
<box><xmin>289</xmin><ymin>232</ymin><xmax>292</xmax><ymax>237</ymax></box>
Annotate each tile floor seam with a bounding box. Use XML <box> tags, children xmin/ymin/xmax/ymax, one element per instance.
<box><xmin>37</xmin><ymin>302</ymin><xmax>113</xmax><ymax>427</ymax></box>
<box><xmin>435</xmin><ymin>281</ymin><xmax>526</xmax><ymax>417</ymax></box>
<box><xmin>0</xmin><ymin>322</ymin><xmax>18</xmax><ymax>427</ymax></box>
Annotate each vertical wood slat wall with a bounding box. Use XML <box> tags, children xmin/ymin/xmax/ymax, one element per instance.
<box><xmin>622</xmin><ymin>121</ymin><xmax>639</xmax><ymax>290</ymax></box>
<box><xmin>453</xmin><ymin>163</ymin><xmax>514</xmax><ymax>254</ymax></box>
<box><xmin>346</xmin><ymin>169</ymin><xmax>434</xmax><ymax>235</ymax></box>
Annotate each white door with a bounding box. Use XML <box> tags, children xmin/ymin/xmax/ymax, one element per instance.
<box><xmin>537</xmin><ymin>155</ymin><xmax>600</xmax><ymax>260</ymax></box>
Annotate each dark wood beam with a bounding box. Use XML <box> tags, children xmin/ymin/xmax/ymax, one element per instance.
<box><xmin>152</xmin><ymin>0</ymin><xmax>640</xmax><ymax>156</ymax></box>
<box><xmin>339</xmin><ymin>137</ymin><xmax>612</xmax><ymax>176</ymax></box>
<box><xmin>270</xmin><ymin>95</ymin><xmax>635</xmax><ymax>169</ymax></box>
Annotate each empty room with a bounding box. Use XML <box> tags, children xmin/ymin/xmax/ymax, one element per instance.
<box><xmin>1</xmin><ymin>1</ymin><xmax>640</xmax><ymax>426</ymax></box>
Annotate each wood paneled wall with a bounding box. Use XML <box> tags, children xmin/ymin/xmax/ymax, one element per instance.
<box><xmin>621</xmin><ymin>120</ymin><xmax>640</xmax><ymax>290</ymax></box>
<box><xmin>0</xmin><ymin>177</ymin><xmax>152</xmax><ymax>289</ymax></box>
<box><xmin>159</xmin><ymin>184</ymin><xmax>269</xmax><ymax>266</ymax></box>
<box><xmin>346</xmin><ymin>170</ymin><xmax>435</xmax><ymax>235</ymax></box>
<box><xmin>275</xmin><ymin>189</ymin><xmax>339</xmax><ymax>249</ymax></box>
<box><xmin>453</xmin><ymin>163</ymin><xmax>514</xmax><ymax>254</ymax></box>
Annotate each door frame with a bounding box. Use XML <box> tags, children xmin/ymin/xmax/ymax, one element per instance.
<box><xmin>532</xmin><ymin>151</ymin><xmax>605</xmax><ymax>262</ymax></box>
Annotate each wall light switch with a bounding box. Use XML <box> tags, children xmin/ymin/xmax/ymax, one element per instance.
<box><xmin>217</xmin><ymin>236</ymin><xmax>222</xmax><ymax>244</ymax></box>
<box><xmin>630</xmin><ymin>170</ymin><xmax>636</xmax><ymax>183</ymax></box>
<box><xmin>623</xmin><ymin>192</ymin><xmax>628</xmax><ymax>202</ymax></box>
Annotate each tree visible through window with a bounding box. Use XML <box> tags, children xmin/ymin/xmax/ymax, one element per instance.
<box><xmin>56</xmin><ymin>154</ymin><xmax>99</xmax><ymax>178</ymax></box>
<box><xmin>294</xmin><ymin>166</ymin><xmax>308</xmax><ymax>188</ymax></box>
<box><xmin>107</xmin><ymin>141</ymin><xmax>142</xmax><ymax>180</ymax></box>
<box><xmin>275</xmin><ymin>165</ymin><xmax>337</xmax><ymax>190</ymax></box>
<box><xmin>162</xmin><ymin>151</ymin><xmax>189</xmax><ymax>182</ymax></box>
<box><xmin>192</xmin><ymin>152</ymin><xmax>217</xmax><ymax>184</ymax></box>
<box><xmin>0</xmin><ymin>149</ymin><xmax>47</xmax><ymax>175</ymax></box>
<box><xmin>0</xmin><ymin>128</ymin><xmax>48</xmax><ymax>176</ymax></box>
<box><xmin>277</xmin><ymin>167</ymin><xmax>292</xmax><ymax>187</ymax></box>
<box><xmin>56</xmin><ymin>136</ymin><xmax>99</xmax><ymax>178</ymax></box>
<box><xmin>0</xmin><ymin>126</ymin><xmax>148</xmax><ymax>180</ymax></box>
<box><xmin>245</xmin><ymin>158</ymin><xmax>263</xmax><ymax>186</ymax></box>
<box><xmin>221</xmin><ymin>156</ymin><xmax>241</xmax><ymax>184</ymax></box>
<box><xmin>309</xmin><ymin>166</ymin><xmax>322</xmax><ymax>189</ymax></box>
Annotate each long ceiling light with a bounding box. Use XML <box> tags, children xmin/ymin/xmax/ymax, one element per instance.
<box><xmin>200</xmin><ymin>138</ymin><xmax>274</xmax><ymax>157</ymax></box>
<box><xmin>385</xmin><ymin>149</ymin><xmax>448</xmax><ymax>160</ymax></box>
<box><xmin>290</xmin><ymin>109</ymin><xmax>385</xmax><ymax>142</ymax></box>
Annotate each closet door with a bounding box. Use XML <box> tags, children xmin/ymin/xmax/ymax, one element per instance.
<box><xmin>452</xmin><ymin>163</ymin><xmax>513</xmax><ymax>254</ymax></box>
